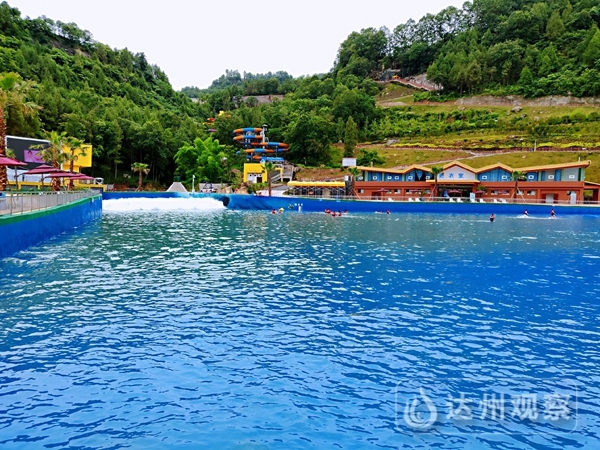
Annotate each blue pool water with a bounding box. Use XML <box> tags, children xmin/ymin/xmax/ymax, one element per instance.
<box><xmin>1</xmin><ymin>198</ymin><xmax>600</xmax><ymax>449</ymax></box>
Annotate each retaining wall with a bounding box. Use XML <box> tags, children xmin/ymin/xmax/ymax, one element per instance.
<box><xmin>224</xmin><ymin>194</ymin><xmax>600</xmax><ymax>216</ymax></box>
<box><xmin>0</xmin><ymin>195</ymin><xmax>102</xmax><ymax>258</ymax></box>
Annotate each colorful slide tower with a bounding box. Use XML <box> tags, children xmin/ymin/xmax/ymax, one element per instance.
<box><xmin>233</xmin><ymin>125</ymin><xmax>289</xmax><ymax>162</ymax></box>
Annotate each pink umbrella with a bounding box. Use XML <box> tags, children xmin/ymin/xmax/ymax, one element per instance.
<box><xmin>72</xmin><ymin>174</ymin><xmax>95</xmax><ymax>181</ymax></box>
<box><xmin>22</xmin><ymin>164</ymin><xmax>62</xmax><ymax>175</ymax></box>
<box><xmin>0</xmin><ymin>156</ymin><xmax>27</xmax><ymax>166</ymax></box>
<box><xmin>44</xmin><ymin>172</ymin><xmax>80</xmax><ymax>178</ymax></box>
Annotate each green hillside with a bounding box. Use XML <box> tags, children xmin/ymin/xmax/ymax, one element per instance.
<box><xmin>0</xmin><ymin>1</ymin><xmax>210</xmax><ymax>184</ymax></box>
<box><xmin>334</xmin><ymin>0</ymin><xmax>600</xmax><ymax>97</ymax></box>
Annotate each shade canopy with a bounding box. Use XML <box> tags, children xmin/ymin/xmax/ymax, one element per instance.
<box><xmin>44</xmin><ymin>172</ymin><xmax>80</xmax><ymax>178</ymax></box>
<box><xmin>447</xmin><ymin>189</ymin><xmax>462</xmax><ymax>194</ymax></box>
<box><xmin>0</xmin><ymin>156</ymin><xmax>27</xmax><ymax>166</ymax></box>
<box><xmin>22</xmin><ymin>164</ymin><xmax>61</xmax><ymax>175</ymax></box>
<box><xmin>71</xmin><ymin>173</ymin><xmax>95</xmax><ymax>180</ymax></box>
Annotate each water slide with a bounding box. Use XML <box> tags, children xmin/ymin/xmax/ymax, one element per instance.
<box><xmin>233</xmin><ymin>127</ymin><xmax>289</xmax><ymax>161</ymax></box>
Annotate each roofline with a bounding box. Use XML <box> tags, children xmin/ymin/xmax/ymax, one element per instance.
<box><xmin>357</xmin><ymin>164</ymin><xmax>433</xmax><ymax>174</ymax></box>
<box><xmin>7</xmin><ymin>135</ymin><xmax>49</xmax><ymax>143</ymax></box>
<box><xmin>442</xmin><ymin>160</ymin><xmax>476</xmax><ymax>171</ymax></box>
<box><xmin>359</xmin><ymin>160</ymin><xmax>592</xmax><ymax>175</ymax></box>
<box><xmin>518</xmin><ymin>160</ymin><xmax>591</xmax><ymax>172</ymax></box>
<box><xmin>473</xmin><ymin>163</ymin><xmax>514</xmax><ymax>174</ymax></box>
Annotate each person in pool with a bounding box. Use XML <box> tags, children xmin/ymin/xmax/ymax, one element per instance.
<box><xmin>490</xmin><ymin>213</ymin><xmax>495</xmax><ymax>222</ymax></box>
<box><xmin>550</xmin><ymin>208</ymin><xmax>556</xmax><ymax>218</ymax></box>
<box><xmin>523</xmin><ymin>209</ymin><xmax>529</xmax><ymax>216</ymax></box>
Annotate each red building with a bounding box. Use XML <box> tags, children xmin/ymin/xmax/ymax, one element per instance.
<box><xmin>354</xmin><ymin>160</ymin><xmax>600</xmax><ymax>204</ymax></box>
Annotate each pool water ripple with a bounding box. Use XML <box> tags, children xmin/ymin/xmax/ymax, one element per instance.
<box><xmin>1</xmin><ymin>208</ymin><xmax>600</xmax><ymax>448</ymax></box>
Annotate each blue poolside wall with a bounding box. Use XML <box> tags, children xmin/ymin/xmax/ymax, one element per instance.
<box><xmin>0</xmin><ymin>195</ymin><xmax>102</xmax><ymax>259</ymax></box>
<box><xmin>223</xmin><ymin>194</ymin><xmax>600</xmax><ymax>216</ymax></box>
<box><xmin>102</xmin><ymin>191</ymin><xmax>600</xmax><ymax>216</ymax></box>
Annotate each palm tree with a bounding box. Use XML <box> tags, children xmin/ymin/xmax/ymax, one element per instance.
<box><xmin>0</xmin><ymin>72</ymin><xmax>39</xmax><ymax>191</ymax></box>
<box><xmin>512</xmin><ymin>170</ymin><xmax>526</xmax><ymax>201</ymax></box>
<box><xmin>347</xmin><ymin>166</ymin><xmax>361</xmax><ymax>197</ymax></box>
<box><xmin>430</xmin><ymin>166</ymin><xmax>443</xmax><ymax>199</ymax></box>
<box><xmin>36</xmin><ymin>131</ymin><xmax>68</xmax><ymax>192</ymax></box>
<box><xmin>262</xmin><ymin>161</ymin><xmax>276</xmax><ymax>196</ymax></box>
<box><xmin>5</xmin><ymin>148</ymin><xmax>19</xmax><ymax>190</ymax></box>
<box><xmin>131</xmin><ymin>162</ymin><xmax>149</xmax><ymax>191</ymax></box>
<box><xmin>63</xmin><ymin>137</ymin><xmax>86</xmax><ymax>190</ymax></box>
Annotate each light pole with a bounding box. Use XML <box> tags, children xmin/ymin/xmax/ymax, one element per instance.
<box><xmin>192</xmin><ymin>174</ymin><xmax>195</xmax><ymax>193</ymax></box>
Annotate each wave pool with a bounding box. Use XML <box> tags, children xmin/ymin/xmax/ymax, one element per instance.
<box><xmin>1</xmin><ymin>199</ymin><xmax>599</xmax><ymax>449</ymax></box>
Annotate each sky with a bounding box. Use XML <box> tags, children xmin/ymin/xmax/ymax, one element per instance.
<box><xmin>8</xmin><ymin>0</ymin><xmax>465</xmax><ymax>91</ymax></box>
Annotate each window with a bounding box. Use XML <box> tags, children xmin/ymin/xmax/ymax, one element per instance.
<box><xmin>358</xmin><ymin>189</ymin><xmax>364</xmax><ymax>193</ymax></box>
<box><xmin>481</xmin><ymin>175</ymin><xmax>488</xmax><ymax>180</ymax></box>
<box><xmin>547</xmin><ymin>175</ymin><xmax>555</xmax><ymax>180</ymax></box>
<box><xmin>527</xmin><ymin>191</ymin><xmax>536</xmax><ymax>196</ymax></box>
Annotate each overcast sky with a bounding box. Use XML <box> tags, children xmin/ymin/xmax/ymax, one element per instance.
<box><xmin>8</xmin><ymin>0</ymin><xmax>465</xmax><ymax>90</ymax></box>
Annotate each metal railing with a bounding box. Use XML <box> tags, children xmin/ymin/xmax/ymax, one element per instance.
<box><xmin>0</xmin><ymin>191</ymin><xmax>96</xmax><ymax>217</ymax></box>
<box><xmin>279</xmin><ymin>193</ymin><xmax>600</xmax><ymax>206</ymax></box>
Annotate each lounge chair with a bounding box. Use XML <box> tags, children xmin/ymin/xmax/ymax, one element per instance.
<box><xmin>408</xmin><ymin>197</ymin><xmax>414</xmax><ymax>202</ymax></box>
<box><xmin>493</xmin><ymin>199</ymin><xmax>499</xmax><ymax>203</ymax></box>
<box><xmin>500</xmin><ymin>199</ymin><xmax>507</xmax><ymax>203</ymax></box>
<box><xmin>449</xmin><ymin>197</ymin><xmax>455</xmax><ymax>202</ymax></box>
<box><xmin>415</xmin><ymin>198</ymin><xmax>421</xmax><ymax>202</ymax></box>
<box><xmin>478</xmin><ymin>198</ymin><xmax>486</xmax><ymax>203</ymax></box>
<box><xmin>456</xmin><ymin>198</ymin><xmax>463</xmax><ymax>203</ymax></box>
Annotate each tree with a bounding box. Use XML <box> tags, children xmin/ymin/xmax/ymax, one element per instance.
<box><xmin>430</xmin><ymin>166</ymin><xmax>443</xmax><ymax>198</ymax></box>
<box><xmin>356</xmin><ymin>149</ymin><xmax>384</xmax><ymax>167</ymax></box>
<box><xmin>0</xmin><ymin>72</ymin><xmax>39</xmax><ymax>191</ymax></box>
<box><xmin>285</xmin><ymin>113</ymin><xmax>334</xmax><ymax>166</ymax></box>
<box><xmin>36</xmin><ymin>131</ymin><xmax>69</xmax><ymax>191</ymax></box>
<box><xmin>63</xmin><ymin>137</ymin><xmax>87</xmax><ymax>190</ymax></box>
<box><xmin>131</xmin><ymin>162</ymin><xmax>149</xmax><ymax>191</ymax></box>
<box><xmin>546</xmin><ymin>11</ymin><xmax>565</xmax><ymax>41</ymax></box>
<box><xmin>175</xmin><ymin>136</ymin><xmax>231</xmax><ymax>185</ymax></box>
<box><xmin>5</xmin><ymin>148</ymin><xmax>19</xmax><ymax>190</ymax></box>
<box><xmin>335</xmin><ymin>27</ymin><xmax>388</xmax><ymax>78</ymax></box>
<box><xmin>262</xmin><ymin>161</ymin><xmax>276</xmax><ymax>197</ymax></box>
<box><xmin>347</xmin><ymin>166</ymin><xmax>361</xmax><ymax>197</ymax></box>
<box><xmin>512</xmin><ymin>170</ymin><xmax>526</xmax><ymax>200</ymax></box>
<box><xmin>518</xmin><ymin>66</ymin><xmax>535</xmax><ymax>96</ymax></box>
<box><xmin>582</xmin><ymin>29</ymin><xmax>600</xmax><ymax>68</ymax></box>
<box><xmin>343</xmin><ymin>116</ymin><xmax>358</xmax><ymax>157</ymax></box>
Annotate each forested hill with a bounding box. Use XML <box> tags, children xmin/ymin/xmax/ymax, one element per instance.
<box><xmin>334</xmin><ymin>0</ymin><xmax>600</xmax><ymax>97</ymax></box>
<box><xmin>0</xmin><ymin>1</ymin><xmax>210</xmax><ymax>182</ymax></box>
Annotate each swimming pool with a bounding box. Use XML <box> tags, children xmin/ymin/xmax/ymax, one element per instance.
<box><xmin>1</xmin><ymin>198</ymin><xmax>599</xmax><ymax>449</ymax></box>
